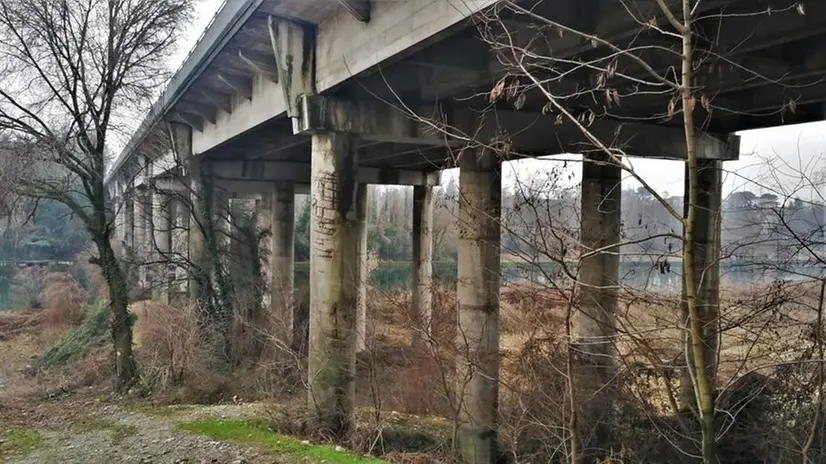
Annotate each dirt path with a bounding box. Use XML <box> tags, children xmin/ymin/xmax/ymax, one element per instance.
<box><xmin>0</xmin><ymin>333</ymin><xmax>282</xmax><ymax>464</ymax></box>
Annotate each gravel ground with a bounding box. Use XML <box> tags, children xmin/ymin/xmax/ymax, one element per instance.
<box><xmin>0</xmin><ymin>333</ymin><xmax>287</xmax><ymax>464</ymax></box>
<box><xmin>15</xmin><ymin>403</ymin><xmax>279</xmax><ymax>464</ymax></box>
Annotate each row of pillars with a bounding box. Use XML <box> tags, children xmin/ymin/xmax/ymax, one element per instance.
<box><xmin>117</xmin><ymin>136</ymin><xmax>723</xmax><ymax>464</ymax></box>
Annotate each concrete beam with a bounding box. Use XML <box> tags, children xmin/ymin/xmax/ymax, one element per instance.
<box><xmin>268</xmin><ymin>16</ymin><xmax>315</xmax><ymax>119</ymax></box>
<box><xmin>295</xmin><ymin>95</ymin><xmax>739</xmax><ymax>160</ymax></box>
<box><xmin>216</xmin><ymin>72</ymin><xmax>253</xmax><ymax>101</ymax></box>
<box><xmin>294</xmin><ymin>95</ymin><xmax>465</xmax><ymax>146</ymax></box>
<box><xmin>338</xmin><ymin>0</ymin><xmax>370</xmax><ymax>22</ymax></box>
<box><xmin>474</xmin><ymin>110</ymin><xmax>741</xmax><ymax>160</ymax></box>
<box><xmin>209</xmin><ymin>160</ymin><xmax>440</xmax><ymax>186</ymax></box>
<box><xmin>237</xmin><ymin>49</ymin><xmax>278</xmax><ymax>82</ymax></box>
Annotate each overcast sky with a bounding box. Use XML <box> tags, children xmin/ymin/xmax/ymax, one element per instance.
<box><xmin>170</xmin><ymin>1</ymin><xmax>825</xmax><ymax>201</ymax></box>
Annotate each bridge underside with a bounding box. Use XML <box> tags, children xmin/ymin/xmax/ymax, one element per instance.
<box><xmin>109</xmin><ymin>0</ymin><xmax>826</xmax><ymax>462</ymax></box>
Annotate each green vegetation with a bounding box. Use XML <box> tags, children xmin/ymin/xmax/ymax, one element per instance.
<box><xmin>177</xmin><ymin>419</ymin><xmax>385</xmax><ymax>464</ymax></box>
<box><xmin>0</xmin><ymin>427</ymin><xmax>42</xmax><ymax>460</ymax></box>
<box><xmin>41</xmin><ymin>304</ymin><xmax>110</xmax><ymax>366</ymax></box>
<box><xmin>71</xmin><ymin>417</ymin><xmax>138</xmax><ymax>443</ymax></box>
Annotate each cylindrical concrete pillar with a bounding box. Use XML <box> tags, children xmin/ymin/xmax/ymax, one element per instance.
<box><xmin>152</xmin><ymin>189</ymin><xmax>173</xmax><ymax>304</ymax></box>
<box><xmin>578</xmin><ymin>152</ymin><xmax>621</xmax><ymax>363</ymax></box>
<box><xmin>269</xmin><ymin>182</ymin><xmax>296</xmax><ymax>346</ymax></box>
<box><xmin>679</xmin><ymin>159</ymin><xmax>722</xmax><ymax>409</ymax></box>
<box><xmin>355</xmin><ymin>183</ymin><xmax>368</xmax><ymax>353</ymax></box>
<box><xmin>307</xmin><ymin>132</ymin><xmax>362</xmax><ymax>438</ymax></box>
<box><xmin>412</xmin><ymin>184</ymin><xmax>434</xmax><ymax>348</ymax></box>
<box><xmin>188</xmin><ymin>159</ymin><xmax>207</xmax><ymax>304</ymax></box>
<box><xmin>135</xmin><ymin>190</ymin><xmax>152</xmax><ymax>290</ymax></box>
<box><xmin>577</xmin><ymin>152</ymin><xmax>621</xmax><ymax>449</ymax></box>
<box><xmin>456</xmin><ymin>149</ymin><xmax>501</xmax><ymax>464</ymax></box>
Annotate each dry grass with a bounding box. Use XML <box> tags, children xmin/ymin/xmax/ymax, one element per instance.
<box><xmin>133</xmin><ymin>301</ymin><xmax>231</xmax><ymax>402</ymax></box>
<box><xmin>42</xmin><ymin>272</ymin><xmax>87</xmax><ymax>328</ymax></box>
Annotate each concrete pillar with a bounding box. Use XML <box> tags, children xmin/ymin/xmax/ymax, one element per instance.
<box><xmin>456</xmin><ymin>149</ymin><xmax>501</xmax><ymax>464</ymax></box>
<box><xmin>411</xmin><ymin>184</ymin><xmax>434</xmax><ymax>348</ymax></box>
<box><xmin>135</xmin><ymin>190</ymin><xmax>152</xmax><ymax>290</ymax></box>
<box><xmin>263</xmin><ymin>183</ymin><xmax>296</xmax><ymax>346</ymax></box>
<box><xmin>578</xmin><ymin>152</ymin><xmax>621</xmax><ymax>364</ymax></box>
<box><xmin>124</xmin><ymin>195</ymin><xmax>135</xmax><ymax>252</ymax></box>
<box><xmin>307</xmin><ymin>132</ymin><xmax>362</xmax><ymax>438</ymax></box>
<box><xmin>355</xmin><ymin>183</ymin><xmax>368</xmax><ymax>353</ymax></box>
<box><xmin>576</xmin><ymin>152</ymin><xmax>621</xmax><ymax>447</ymax></box>
<box><xmin>679</xmin><ymin>159</ymin><xmax>722</xmax><ymax>409</ymax></box>
<box><xmin>152</xmin><ymin>190</ymin><xmax>173</xmax><ymax>304</ymax></box>
<box><xmin>187</xmin><ymin>159</ymin><xmax>207</xmax><ymax>304</ymax></box>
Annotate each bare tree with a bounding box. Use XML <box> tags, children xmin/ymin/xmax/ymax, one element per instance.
<box><xmin>0</xmin><ymin>0</ymin><xmax>192</xmax><ymax>389</ymax></box>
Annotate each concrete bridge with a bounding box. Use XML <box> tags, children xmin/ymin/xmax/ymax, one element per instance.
<box><xmin>105</xmin><ymin>0</ymin><xmax>826</xmax><ymax>461</ymax></box>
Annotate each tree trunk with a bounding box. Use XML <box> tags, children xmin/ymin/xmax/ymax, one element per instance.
<box><xmin>97</xmin><ymin>235</ymin><xmax>137</xmax><ymax>390</ymax></box>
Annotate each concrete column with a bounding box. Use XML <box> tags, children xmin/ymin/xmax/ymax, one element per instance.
<box><xmin>679</xmin><ymin>159</ymin><xmax>723</xmax><ymax>409</ymax></box>
<box><xmin>307</xmin><ymin>132</ymin><xmax>362</xmax><ymax>438</ymax></box>
<box><xmin>187</xmin><ymin>159</ymin><xmax>207</xmax><ymax>304</ymax></box>
<box><xmin>267</xmin><ymin>183</ymin><xmax>296</xmax><ymax>346</ymax></box>
<box><xmin>578</xmin><ymin>152</ymin><xmax>621</xmax><ymax>364</ymax></box>
<box><xmin>152</xmin><ymin>190</ymin><xmax>173</xmax><ymax>304</ymax></box>
<box><xmin>456</xmin><ymin>149</ymin><xmax>501</xmax><ymax>464</ymax></box>
<box><xmin>576</xmin><ymin>152</ymin><xmax>621</xmax><ymax>447</ymax></box>
<box><xmin>124</xmin><ymin>195</ymin><xmax>135</xmax><ymax>252</ymax></box>
<box><xmin>135</xmin><ymin>190</ymin><xmax>152</xmax><ymax>290</ymax></box>
<box><xmin>355</xmin><ymin>183</ymin><xmax>368</xmax><ymax>353</ymax></box>
<box><xmin>411</xmin><ymin>184</ymin><xmax>434</xmax><ymax>348</ymax></box>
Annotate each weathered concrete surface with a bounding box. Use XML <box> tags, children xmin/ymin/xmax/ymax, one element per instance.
<box><xmin>456</xmin><ymin>149</ymin><xmax>501</xmax><ymax>464</ymax></box>
<box><xmin>187</xmin><ymin>158</ymin><xmax>208</xmax><ymax>304</ymax></box>
<box><xmin>307</xmin><ymin>132</ymin><xmax>362</xmax><ymax>438</ymax></box>
<box><xmin>151</xmin><ymin>190</ymin><xmax>173</xmax><ymax>304</ymax></box>
<box><xmin>576</xmin><ymin>152</ymin><xmax>622</xmax><ymax>449</ymax></box>
<box><xmin>315</xmin><ymin>0</ymin><xmax>498</xmax><ymax>91</ymax></box>
<box><xmin>578</xmin><ymin>152</ymin><xmax>621</xmax><ymax>362</ymax></box>
<box><xmin>355</xmin><ymin>183</ymin><xmax>368</xmax><ymax>353</ymax></box>
<box><xmin>267</xmin><ymin>183</ymin><xmax>296</xmax><ymax>346</ymax></box>
<box><xmin>412</xmin><ymin>184</ymin><xmax>434</xmax><ymax>348</ymax></box>
<box><xmin>679</xmin><ymin>158</ymin><xmax>723</xmax><ymax>410</ymax></box>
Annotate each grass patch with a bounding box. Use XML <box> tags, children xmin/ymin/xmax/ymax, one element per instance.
<box><xmin>41</xmin><ymin>304</ymin><xmax>109</xmax><ymax>367</ymax></box>
<box><xmin>0</xmin><ymin>427</ymin><xmax>42</xmax><ymax>460</ymax></box>
<box><xmin>177</xmin><ymin>419</ymin><xmax>385</xmax><ymax>464</ymax></box>
<box><xmin>71</xmin><ymin>418</ymin><xmax>138</xmax><ymax>443</ymax></box>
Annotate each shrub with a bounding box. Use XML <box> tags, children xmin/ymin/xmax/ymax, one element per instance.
<box><xmin>42</xmin><ymin>272</ymin><xmax>87</xmax><ymax>327</ymax></box>
<box><xmin>41</xmin><ymin>304</ymin><xmax>109</xmax><ymax>367</ymax></box>
<box><xmin>134</xmin><ymin>302</ymin><xmax>230</xmax><ymax>402</ymax></box>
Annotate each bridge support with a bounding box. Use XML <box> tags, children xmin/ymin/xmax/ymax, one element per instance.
<box><xmin>577</xmin><ymin>152</ymin><xmax>622</xmax><ymax>447</ymax></box>
<box><xmin>151</xmin><ymin>190</ymin><xmax>173</xmax><ymax>304</ymax></box>
<box><xmin>412</xmin><ymin>184</ymin><xmax>435</xmax><ymax>348</ymax></box>
<box><xmin>679</xmin><ymin>158</ymin><xmax>723</xmax><ymax>410</ymax></box>
<box><xmin>307</xmin><ymin>132</ymin><xmax>363</xmax><ymax>438</ymax></box>
<box><xmin>456</xmin><ymin>149</ymin><xmax>501</xmax><ymax>464</ymax></box>
<box><xmin>261</xmin><ymin>182</ymin><xmax>296</xmax><ymax>346</ymax></box>
<box><xmin>355</xmin><ymin>183</ymin><xmax>368</xmax><ymax>353</ymax></box>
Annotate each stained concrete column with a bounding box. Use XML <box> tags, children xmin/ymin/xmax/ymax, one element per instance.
<box><xmin>456</xmin><ymin>149</ymin><xmax>501</xmax><ymax>464</ymax></box>
<box><xmin>355</xmin><ymin>183</ymin><xmax>368</xmax><ymax>353</ymax></box>
<box><xmin>152</xmin><ymin>189</ymin><xmax>173</xmax><ymax>304</ymax></box>
<box><xmin>307</xmin><ymin>132</ymin><xmax>362</xmax><ymax>438</ymax></box>
<box><xmin>412</xmin><ymin>184</ymin><xmax>434</xmax><ymax>348</ymax></box>
<box><xmin>679</xmin><ymin>159</ymin><xmax>723</xmax><ymax>410</ymax></box>
<box><xmin>265</xmin><ymin>182</ymin><xmax>296</xmax><ymax>346</ymax></box>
